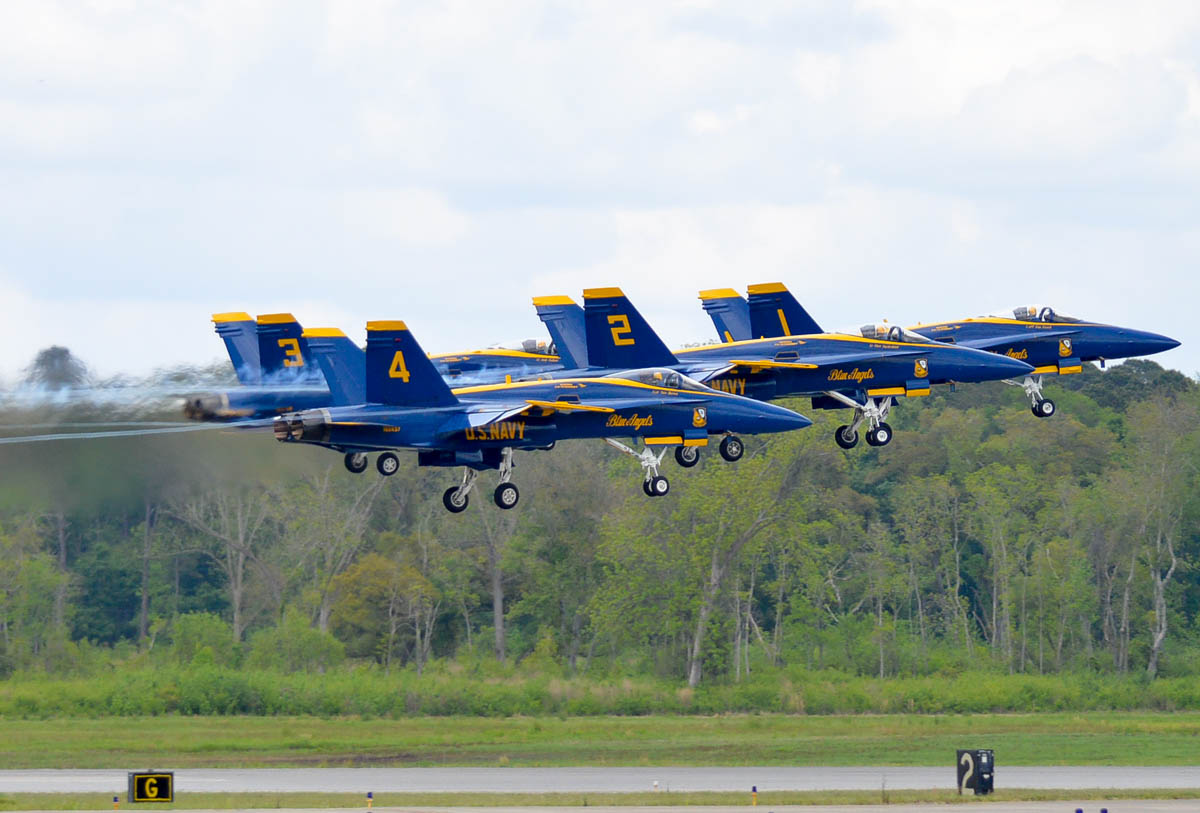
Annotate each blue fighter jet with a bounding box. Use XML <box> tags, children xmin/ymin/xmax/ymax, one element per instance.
<box><xmin>427</xmin><ymin>296</ymin><xmax>586</xmax><ymax>383</ymax></box>
<box><xmin>578</xmin><ymin>287</ymin><xmax>1034</xmax><ymax>450</ymax></box>
<box><xmin>702</xmin><ymin>284</ymin><xmax>1181</xmax><ymax>419</ymax></box>
<box><xmin>183</xmin><ymin>312</ymin><xmax>347</xmax><ymax>421</ymax></box>
<box><xmin>274</xmin><ymin>320</ymin><xmax>813</xmax><ymax>511</ymax></box>
<box><xmin>909</xmin><ymin>306</ymin><xmax>1180</xmax><ymax>417</ymax></box>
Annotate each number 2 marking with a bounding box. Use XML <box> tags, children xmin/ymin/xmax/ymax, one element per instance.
<box><xmin>388</xmin><ymin>350</ymin><xmax>411</xmax><ymax>382</ymax></box>
<box><xmin>959</xmin><ymin>751</ymin><xmax>975</xmax><ymax>793</ymax></box>
<box><xmin>608</xmin><ymin>314</ymin><xmax>635</xmax><ymax>346</ymax></box>
<box><xmin>278</xmin><ymin>338</ymin><xmax>304</xmax><ymax>367</ymax></box>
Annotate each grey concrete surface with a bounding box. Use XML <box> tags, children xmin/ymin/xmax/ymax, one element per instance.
<box><xmin>9</xmin><ymin>805</ymin><xmax>1199</xmax><ymax>813</ymax></box>
<box><xmin>1</xmin><ymin>767</ymin><xmax>1199</xmax><ymax>793</ymax></box>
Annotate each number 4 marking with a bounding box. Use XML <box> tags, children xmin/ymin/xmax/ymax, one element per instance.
<box><xmin>388</xmin><ymin>351</ymin><xmax>411</xmax><ymax>382</ymax></box>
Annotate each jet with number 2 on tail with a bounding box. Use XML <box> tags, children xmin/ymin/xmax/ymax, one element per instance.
<box><xmin>703</xmin><ymin>283</ymin><xmax>1181</xmax><ymax>420</ymax></box>
<box><xmin>579</xmin><ymin>287</ymin><xmax>1033</xmax><ymax>451</ymax></box>
<box><xmin>274</xmin><ymin>320</ymin><xmax>813</xmax><ymax>512</ymax></box>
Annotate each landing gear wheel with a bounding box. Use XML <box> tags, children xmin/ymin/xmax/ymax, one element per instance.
<box><xmin>442</xmin><ymin>486</ymin><xmax>469</xmax><ymax>513</ymax></box>
<box><xmin>866</xmin><ymin>422</ymin><xmax>893</xmax><ymax>447</ymax></box>
<box><xmin>674</xmin><ymin>446</ymin><xmax>700</xmax><ymax>468</ymax></box>
<box><xmin>719</xmin><ymin>435</ymin><xmax>744</xmax><ymax>462</ymax></box>
<box><xmin>1033</xmin><ymin>398</ymin><xmax>1056</xmax><ymax>418</ymax></box>
<box><xmin>344</xmin><ymin>452</ymin><xmax>368</xmax><ymax>474</ymax></box>
<box><xmin>835</xmin><ymin>425</ymin><xmax>859</xmax><ymax>449</ymax></box>
<box><xmin>376</xmin><ymin>452</ymin><xmax>400</xmax><ymax>476</ymax></box>
<box><xmin>642</xmin><ymin>479</ymin><xmax>654</xmax><ymax>497</ymax></box>
<box><xmin>493</xmin><ymin>483</ymin><xmax>520</xmax><ymax>510</ymax></box>
<box><xmin>648</xmin><ymin>475</ymin><xmax>670</xmax><ymax>497</ymax></box>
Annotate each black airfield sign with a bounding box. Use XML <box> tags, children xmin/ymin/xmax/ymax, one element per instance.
<box><xmin>128</xmin><ymin>773</ymin><xmax>174</xmax><ymax>803</ymax></box>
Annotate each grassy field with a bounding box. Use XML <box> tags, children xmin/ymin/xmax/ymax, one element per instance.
<box><xmin>1</xmin><ymin>712</ymin><xmax>1198</xmax><ymax>769</ymax></box>
<box><xmin>4</xmin><ymin>790</ymin><xmax>1200</xmax><ymax>810</ymax></box>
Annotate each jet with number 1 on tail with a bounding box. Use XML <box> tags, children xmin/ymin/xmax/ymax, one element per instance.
<box><xmin>580</xmin><ymin>287</ymin><xmax>1033</xmax><ymax>450</ymax></box>
<box><xmin>703</xmin><ymin>284</ymin><xmax>1181</xmax><ymax>420</ymax></box>
<box><xmin>274</xmin><ymin>320</ymin><xmax>813</xmax><ymax>511</ymax></box>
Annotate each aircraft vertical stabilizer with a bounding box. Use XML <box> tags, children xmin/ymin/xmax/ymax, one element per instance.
<box><xmin>582</xmin><ymin>288</ymin><xmax>678</xmax><ymax>369</ymax></box>
<box><xmin>365</xmin><ymin>321</ymin><xmax>459</xmax><ymax>407</ymax></box>
<box><xmin>747</xmin><ymin>282</ymin><xmax>823</xmax><ymax>338</ymax></box>
<box><xmin>303</xmin><ymin>329</ymin><xmax>366</xmax><ymax>406</ymax></box>
<box><xmin>257</xmin><ymin>314</ymin><xmax>322</xmax><ymax>383</ymax></box>
<box><xmin>212</xmin><ymin>312</ymin><xmax>261</xmax><ymax>384</ymax></box>
<box><xmin>532</xmin><ymin>296</ymin><xmax>587</xmax><ymax>370</ymax></box>
<box><xmin>699</xmin><ymin>289</ymin><xmax>752</xmax><ymax>343</ymax></box>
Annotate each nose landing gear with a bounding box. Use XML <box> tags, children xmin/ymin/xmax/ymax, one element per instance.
<box><xmin>606</xmin><ymin>438</ymin><xmax>670</xmax><ymax>497</ymax></box>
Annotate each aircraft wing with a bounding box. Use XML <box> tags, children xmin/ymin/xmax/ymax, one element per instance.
<box><xmin>952</xmin><ymin>327</ymin><xmax>1081</xmax><ymax>350</ymax></box>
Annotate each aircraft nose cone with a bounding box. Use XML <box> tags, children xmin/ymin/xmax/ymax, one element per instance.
<box><xmin>993</xmin><ymin>354</ymin><xmax>1036</xmax><ymax>378</ymax></box>
<box><xmin>1127</xmin><ymin>329</ymin><xmax>1180</xmax><ymax>356</ymax></box>
<box><xmin>757</xmin><ymin>401</ymin><xmax>813</xmax><ymax>432</ymax></box>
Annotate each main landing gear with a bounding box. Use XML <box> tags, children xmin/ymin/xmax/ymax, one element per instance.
<box><xmin>343</xmin><ymin>449</ymin><xmax>522</xmax><ymax>513</ymax></box>
<box><xmin>672</xmin><ymin>434</ymin><xmax>744</xmax><ymax>468</ymax></box>
<box><xmin>442</xmin><ymin>447</ymin><xmax>520</xmax><ymax>513</ymax></box>
<box><xmin>606</xmin><ymin>438</ymin><xmax>670</xmax><ymax>497</ymax></box>
<box><xmin>1011</xmin><ymin>374</ymin><xmax>1056</xmax><ymax>418</ymax></box>
<box><xmin>828</xmin><ymin>394</ymin><xmax>894</xmax><ymax>450</ymax></box>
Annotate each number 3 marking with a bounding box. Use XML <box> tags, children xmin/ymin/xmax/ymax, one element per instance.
<box><xmin>389</xmin><ymin>351</ymin><xmax>411</xmax><ymax>382</ymax></box>
<box><xmin>278</xmin><ymin>338</ymin><xmax>304</xmax><ymax>367</ymax></box>
<box><xmin>608</xmin><ymin>314</ymin><xmax>635</xmax><ymax>346</ymax></box>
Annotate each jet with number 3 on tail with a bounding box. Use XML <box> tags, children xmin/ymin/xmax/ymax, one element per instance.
<box><xmin>273</xmin><ymin>320</ymin><xmax>813</xmax><ymax>512</ymax></box>
<box><xmin>183</xmin><ymin>313</ymin><xmax>356</xmax><ymax>421</ymax></box>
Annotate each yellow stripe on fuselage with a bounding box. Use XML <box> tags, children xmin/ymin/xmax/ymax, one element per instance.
<box><xmin>429</xmin><ymin>349</ymin><xmax>559</xmax><ymax>361</ymax></box>
<box><xmin>450</xmin><ymin>376</ymin><xmax>740</xmax><ymax>401</ymax></box>
<box><xmin>677</xmin><ymin>333</ymin><xmax>948</xmax><ymax>353</ymax></box>
<box><xmin>908</xmin><ymin>317</ymin><xmax>1103</xmax><ymax>330</ymax></box>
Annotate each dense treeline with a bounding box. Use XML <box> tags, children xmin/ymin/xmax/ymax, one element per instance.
<box><xmin>0</xmin><ymin>354</ymin><xmax>1197</xmax><ymax>711</ymax></box>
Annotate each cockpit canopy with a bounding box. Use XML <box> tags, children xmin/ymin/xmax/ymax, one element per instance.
<box><xmin>605</xmin><ymin>367</ymin><xmax>709</xmax><ymax>392</ymax></box>
<box><xmin>486</xmin><ymin>338</ymin><xmax>556</xmax><ymax>355</ymax></box>
<box><xmin>1003</xmin><ymin>305</ymin><xmax>1081</xmax><ymax>324</ymax></box>
<box><xmin>859</xmin><ymin>323</ymin><xmax>933</xmax><ymax>343</ymax></box>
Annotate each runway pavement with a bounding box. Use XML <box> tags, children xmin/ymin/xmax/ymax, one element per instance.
<box><xmin>2</xmin><ymin>767</ymin><xmax>1199</xmax><ymax>793</ymax></box>
<box><xmin>7</xmin><ymin>806</ymin><xmax>1197</xmax><ymax>813</ymax></box>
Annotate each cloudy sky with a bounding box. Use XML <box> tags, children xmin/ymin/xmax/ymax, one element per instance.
<box><xmin>1</xmin><ymin>0</ymin><xmax>1198</xmax><ymax>381</ymax></box>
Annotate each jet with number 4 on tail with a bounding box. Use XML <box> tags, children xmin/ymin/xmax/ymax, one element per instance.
<box><xmin>580</xmin><ymin>287</ymin><xmax>1033</xmax><ymax>450</ymax></box>
<box><xmin>273</xmin><ymin>320</ymin><xmax>813</xmax><ymax>512</ymax></box>
<box><xmin>703</xmin><ymin>284</ymin><xmax>1181</xmax><ymax>420</ymax></box>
